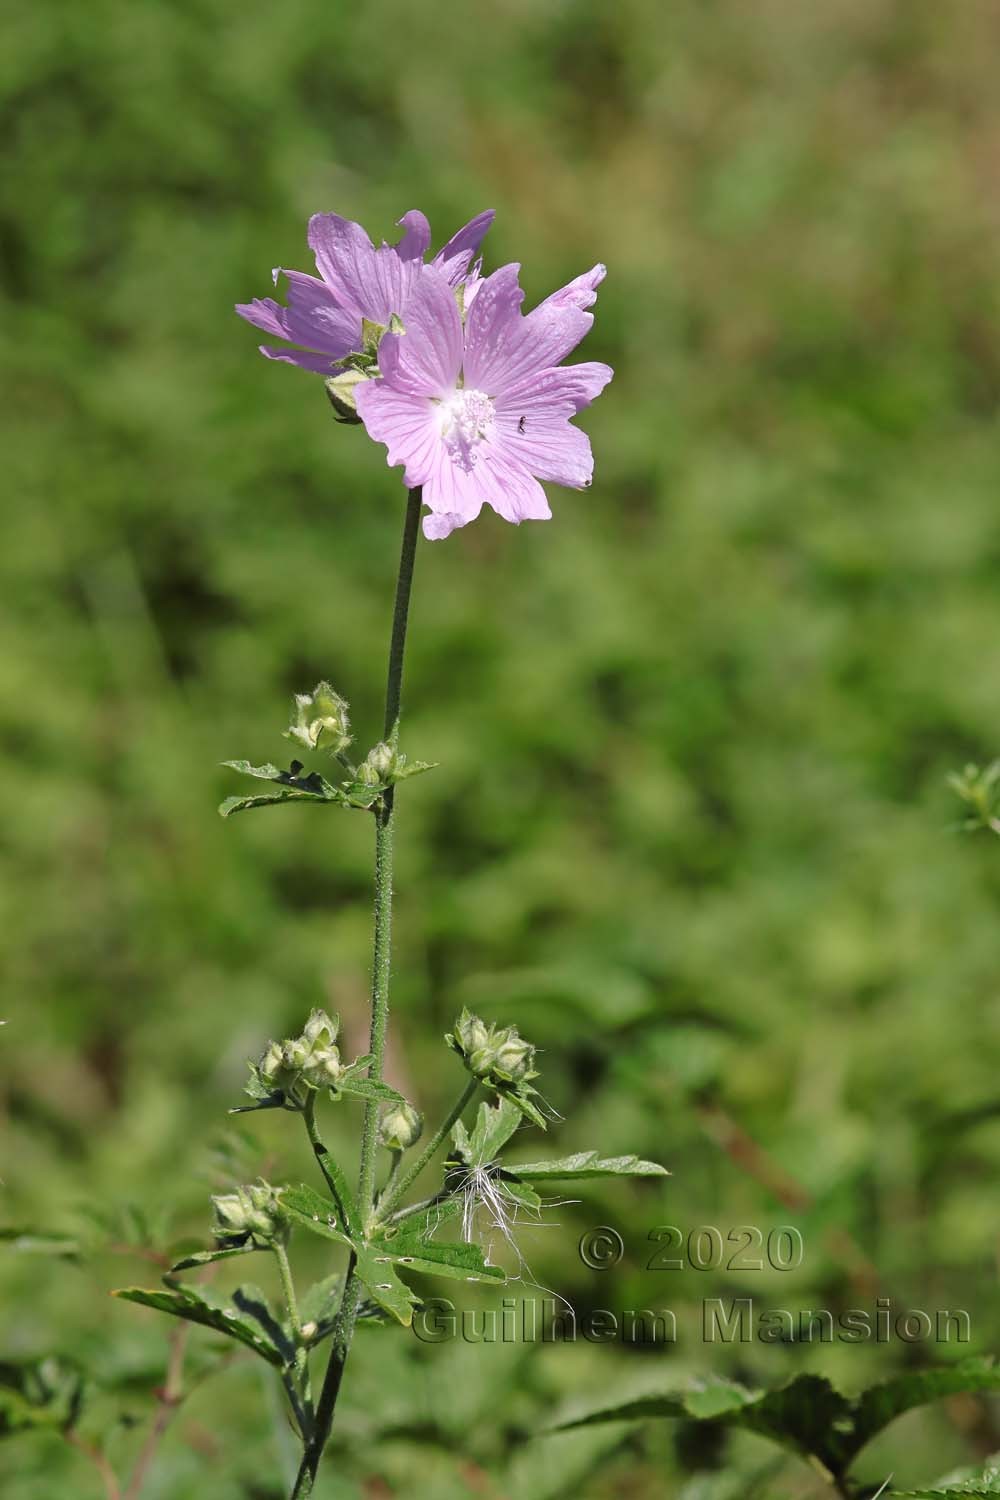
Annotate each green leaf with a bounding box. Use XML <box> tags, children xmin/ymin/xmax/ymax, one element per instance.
<box><xmin>219</xmin><ymin>760</ymin><xmax>347</xmax><ymax>817</ymax></box>
<box><xmin>393</xmin><ymin>759</ymin><xmax>437</xmax><ymax>781</ymax></box>
<box><xmin>390</xmin><ymin>1195</ymin><xmax>465</xmax><ymax>1239</ymax></box>
<box><xmin>555</xmin><ymin>1363</ymin><xmax>1000</xmax><ymax>1483</ymax></box>
<box><xmin>498</xmin><ymin>1178</ymin><xmax>543</xmax><ymax>1212</ymax></box>
<box><xmin>169</xmin><ymin>1245</ymin><xmax>258</xmax><ymax>1272</ymax></box>
<box><xmin>555</xmin><ymin>1373</ymin><xmax>852</xmax><ymax>1474</ymax></box>
<box><xmin>894</xmin><ymin>1470</ymin><xmax>1000</xmax><ymax>1500</ymax></box>
<box><xmin>369</xmin><ymin>1232</ymin><xmax>505</xmax><ymax>1284</ymax></box>
<box><xmin>221</xmin><ymin>760</ymin><xmax>285</xmax><ymax>781</ymax></box>
<box><xmin>0</xmin><ymin>1227</ymin><xmax>81</xmax><ymax>1259</ymax></box>
<box><xmin>506</xmin><ymin>1151</ymin><xmax>669</xmax><ymax>1180</ymax></box>
<box><xmin>852</xmin><ymin>1359</ymin><xmax>1000</xmax><ymax>1464</ymax></box>
<box><xmin>220</xmin><ymin>790</ymin><xmax>331</xmax><ymax>818</ymax></box>
<box><xmin>113</xmin><ymin>1286</ymin><xmax>284</xmax><ymax>1366</ymax></box>
<box><xmin>354</xmin><ymin>1249</ymin><xmax>418</xmax><ymax>1327</ymax></box>
<box><xmin>498</xmin><ymin>1086</ymin><xmax>548</xmax><ymax>1130</ymax></box>
<box><xmin>332</xmin><ymin>1076</ymin><xmax>406</xmax><ymax>1108</ymax></box>
<box><xmin>453</xmin><ymin>1098</ymin><xmax>524</xmax><ymax>1167</ymax></box>
<box><xmin>280</xmin><ymin>1183</ymin><xmax>355</xmax><ymax>1245</ymax></box>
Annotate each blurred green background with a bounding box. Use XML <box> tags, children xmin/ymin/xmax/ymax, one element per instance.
<box><xmin>3</xmin><ymin>0</ymin><xmax>1000</xmax><ymax>1495</ymax></box>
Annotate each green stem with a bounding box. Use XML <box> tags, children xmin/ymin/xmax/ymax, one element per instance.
<box><xmin>290</xmin><ymin>486</ymin><xmax>422</xmax><ymax>1500</ymax></box>
<box><xmin>376</xmin><ymin>1077</ymin><xmax>479</xmax><ymax>1223</ymax></box>
<box><xmin>275</xmin><ymin>1241</ymin><xmax>302</xmax><ymax>1340</ymax></box>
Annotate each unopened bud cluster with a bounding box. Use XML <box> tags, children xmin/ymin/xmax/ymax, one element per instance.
<box><xmin>285</xmin><ymin>683</ymin><xmax>351</xmax><ymax>756</ymax></box>
<box><xmin>378</xmin><ymin>1099</ymin><xmax>423</xmax><ymax>1151</ymax></box>
<box><xmin>212</xmin><ymin>1181</ymin><xmax>286</xmax><ymax>1248</ymax></box>
<box><xmin>252</xmin><ymin>1009</ymin><xmax>344</xmax><ymax>1103</ymax></box>
<box><xmin>447</xmin><ymin>1009</ymin><xmax>538</xmax><ymax>1086</ymax></box>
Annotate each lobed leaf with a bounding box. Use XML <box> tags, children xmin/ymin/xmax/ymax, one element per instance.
<box><xmin>169</xmin><ymin>1245</ymin><xmax>258</xmax><ymax>1273</ymax></box>
<box><xmin>369</xmin><ymin>1233</ymin><xmax>505</xmax><ymax>1284</ymax></box>
<box><xmin>453</xmin><ymin>1098</ymin><xmax>524</xmax><ymax>1168</ymax></box>
<box><xmin>354</xmin><ymin>1249</ymin><xmax>418</xmax><ymax>1327</ymax></box>
<box><xmin>113</xmin><ymin>1286</ymin><xmax>284</xmax><ymax>1366</ymax></box>
<box><xmin>281</xmin><ymin>1182</ymin><xmax>355</xmax><ymax>1244</ymax></box>
<box><xmin>507</xmin><ymin>1151</ymin><xmax>669</xmax><ymax>1181</ymax></box>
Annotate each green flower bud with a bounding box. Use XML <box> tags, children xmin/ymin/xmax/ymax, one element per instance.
<box><xmin>286</xmin><ymin>682</ymin><xmax>351</xmax><ymax>755</ymax></box>
<box><xmin>258</xmin><ymin>1040</ymin><xmax>285</xmax><ymax>1084</ymax></box>
<box><xmin>302</xmin><ymin>1045</ymin><xmax>342</xmax><ymax>1088</ymax></box>
<box><xmin>468</xmin><ymin>1045</ymin><xmax>499</xmax><ymax>1078</ymax></box>
<box><xmin>212</xmin><ymin>1191</ymin><xmax>251</xmax><ymax>1236</ymax></box>
<box><xmin>367</xmin><ymin>742</ymin><xmax>395</xmax><ymax>778</ymax></box>
<box><xmin>492</xmin><ymin>1033</ymin><xmax>534</xmax><ymax>1082</ymax></box>
<box><xmin>302</xmin><ymin>1008</ymin><xmax>338</xmax><ymax>1048</ymax></box>
<box><xmin>378</xmin><ymin>1100</ymin><xmax>423</xmax><ymax>1151</ymax></box>
<box><xmin>454</xmin><ymin>1010</ymin><xmax>490</xmax><ymax>1056</ymax></box>
<box><xmin>324</xmin><ymin>367</ymin><xmax>368</xmax><ymax>423</ymax></box>
<box><xmin>213</xmin><ymin>1182</ymin><xmax>285</xmax><ymax>1246</ymax></box>
<box><xmin>356</xmin><ymin>758</ymin><xmax>382</xmax><ymax>786</ymax></box>
<box><xmin>282</xmin><ymin>1037</ymin><xmax>311</xmax><ymax>1071</ymax></box>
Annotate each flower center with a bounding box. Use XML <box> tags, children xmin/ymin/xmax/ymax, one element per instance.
<box><xmin>436</xmin><ymin>388</ymin><xmax>495</xmax><ymax>471</ymax></box>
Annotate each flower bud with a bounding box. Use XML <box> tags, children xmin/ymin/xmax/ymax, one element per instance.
<box><xmin>468</xmin><ymin>1045</ymin><xmax>498</xmax><ymax>1078</ymax></box>
<box><xmin>213</xmin><ymin>1182</ymin><xmax>285</xmax><ymax>1246</ymax></box>
<box><xmin>454</xmin><ymin>1010</ymin><xmax>490</xmax><ymax>1056</ymax></box>
<box><xmin>492</xmin><ymin>1034</ymin><xmax>534</xmax><ymax>1081</ymax></box>
<box><xmin>257</xmin><ymin>1040</ymin><xmax>284</xmax><ymax>1084</ymax></box>
<box><xmin>282</xmin><ymin>1037</ymin><xmax>311</xmax><ymax>1071</ymax></box>
<box><xmin>302</xmin><ymin>1008</ymin><xmax>338</xmax><ymax>1048</ymax></box>
<box><xmin>212</xmin><ymin>1191</ymin><xmax>250</xmax><ymax>1236</ymax></box>
<box><xmin>378</xmin><ymin>1100</ymin><xmax>423</xmax><ymax>1151</ymax></box>
<box><xmin>302</xmin><ymin>1045</ymin><xmax>342</xmax><ymax>1088</ymax></box>
<box><xmin>324</xmin><ymin>367</ymin><xmax>368</xmax><ymax>423</ymax></box>
<box><xmin>366</xmin><ymin>742</ymin><xmax>395</xmax><ymax>779</ymax></box>
<box><xmin>286</xmin><ymin>682</ymin><xmax>351</xmax><ymax>755</ymax></box>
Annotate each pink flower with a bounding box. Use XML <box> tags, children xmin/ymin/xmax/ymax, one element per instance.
<box><xmin>236</xmin><ymin>209</ymin><xmax>494</xmax><ymax>374</ymax></box>
<box><xmin>355</xmin><ymin>262</ymin><xmax>613</xmax><ymax>539</ymax></box>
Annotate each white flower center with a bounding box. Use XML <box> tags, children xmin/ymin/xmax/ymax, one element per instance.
<box><xmin>436</xmin><ymin>388</ymin><xmax>495</xmax><ymax>471</ymax></box>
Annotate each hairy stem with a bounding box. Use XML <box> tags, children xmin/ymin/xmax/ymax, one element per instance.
<box><xmin>290</xmin><ymin>486</ymin><xmax>422</xmax><ymax>1499</ymax></box>
<box><xmin>376</xmin><ymin>1077</ymin><xmax>479</xmax><ymax>1223</ymax></box>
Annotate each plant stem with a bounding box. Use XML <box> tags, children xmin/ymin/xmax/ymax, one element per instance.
<box><xmin>376</xmin><ymin>1077</ymin><xmax>479</xmax><ymax>1223</ymax></box>
<box><xmin>275</xmin><ymin>1241</ymin><xmax>302</xmax><ymax>1339</ymax></box>
<box><xmin>290</xmin><ymin>486</ymin><xmax>423</xmax><ymax>1499</ymax></box>
<box><xmin>123</xmin><ymin>1323</ymin><xmax>188</xmax><ymax>1500</ymax></box>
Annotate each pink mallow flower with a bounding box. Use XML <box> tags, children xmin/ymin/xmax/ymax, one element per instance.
<box><xmin>236</xmin><ymin>209</ymin><xmax>494</xmax><ymax>374</ymax></box>
<box><xmin>354</xmin><ymin>262</ymin><xmax>613</xmax><ymax>539</ymax></box>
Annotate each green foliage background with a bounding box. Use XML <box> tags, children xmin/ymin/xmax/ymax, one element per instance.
<box><xmin>2</xmin><ymin>0</ymin><xmax>1000</xmax><ymax>1495</ymax></box>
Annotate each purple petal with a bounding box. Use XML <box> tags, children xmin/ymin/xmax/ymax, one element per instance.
<box><xmin>308</xmin><ymin>213</ymin><xmax>421</xmax><ymax>323</ymax></box>
<box><xmin>422</xmin><ymin>441</ymin><xmax>551</xmax><ymax>533</ymax></box>
<box><xmin>354</xmin><ymin>380</ymin><xmax>440</xmax><ymax>486</ymax></box>
<box><xmin>494</xmin><ymin>410</ymin><xmax>594</xmax><ymax>489</ymax></box>
<box><xmin>377</xmin><ymin>269</ymin><xmax>463</xmax><ymax>397</ymax></box>
<box><xmin>432</xmin><ymin>209</ymin><xmax>495</xmax><ymax>287</ymax></box>
<box><xmin>258</xmin><ymin>345</ymin><xmax>339</xmax><ymax>374</ymax></box>
<box><xmin>394</xmin><ymin>210</ymin><xmax>432</xmax><ymax>261</ymax></box>
<box><xmin>420</xmin><ymin>450</ymin><xmax>485</xmax><ymax>535</ymax></box>
<box><xmin>422</xmin><ymin>509</ymin><xmax>471</xmax><ymax>541</ymax></box>
<box><xmin>464</xmin><ymin>264</ymin><xmax>592</xmax><ymax>394</ymax></box>
<box><xmin>236</xmin><ymin>297</ymin><xmax>289</xmax><ymax>341</ymax></box>
<box><xmin>497</xmin><ymin>361</ymin><xmax>614</xmax><ymax>416</ymax></box>
<box><xmin>537</xmin><ymin>263</ymin><xmax>606</xmax><ymax>313</ymax></box>
<box><xmin>236</xmin><ymin>271</ymin><xmax>359</xmax><ymax>362</ymax></box>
